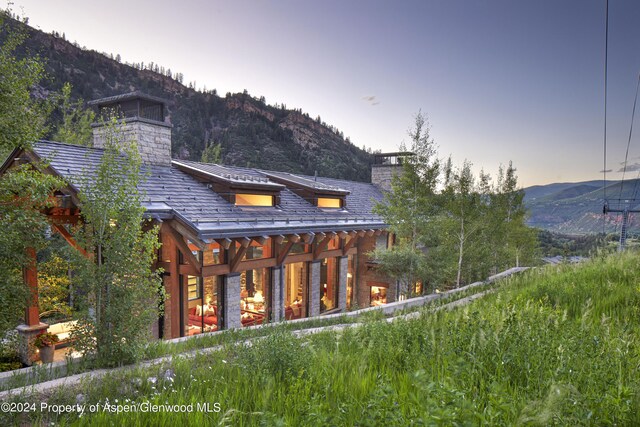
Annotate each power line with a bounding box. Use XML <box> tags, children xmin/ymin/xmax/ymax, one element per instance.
<box><xmin>618</xmin><ymin>73</ymin><xmax>640</xmax><ymax>201</ymax></box>
<box><xmin>603</xmin><ymin>0</ymin><xmax>609</xmax><ymax>239</ymax></box>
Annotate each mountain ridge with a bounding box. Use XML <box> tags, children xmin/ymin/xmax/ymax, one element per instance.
<box><xmin>2</xmin><ymin>15</ymin><xmax>374</xmax><ymax>182</ymax></box>
<box><xmin>524</xmin><ymin>179</ymin><xmax>640</xmax><ymax>234</ymax></box>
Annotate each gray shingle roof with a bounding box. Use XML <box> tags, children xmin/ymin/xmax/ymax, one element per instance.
<box><xmin>32</xmin><ymin>141</ymin><xmax>386</xmax><ymax>240</ymax></box>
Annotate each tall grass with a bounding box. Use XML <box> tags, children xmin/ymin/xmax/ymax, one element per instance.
<box><xmin>5</xmin><ymin>252</ymin><xmax>640</xmax><ymax>426</ymax></box>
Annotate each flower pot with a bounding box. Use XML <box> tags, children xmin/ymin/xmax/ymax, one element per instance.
<box><xmin>39</xmin><ymin>345</ymin><xmax>55</xmax><ymax>364</ymax></box>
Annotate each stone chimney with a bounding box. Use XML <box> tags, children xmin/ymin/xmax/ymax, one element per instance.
<box><xmin>89</xmin><ymin>91</ymin><xmax>172</xmax><ymax>166</ymax></box>
<box><xmin>371</xmin><ymin>152</ymin><xmax>413</xmax><ymax>192</ymax></box>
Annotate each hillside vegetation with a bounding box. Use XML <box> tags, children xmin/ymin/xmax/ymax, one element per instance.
<box><xmin>1</xmin><ymin>16</ymin><xmax>373</xmax><ymax>181</ymax></box>
<box><xmin>525</xmin><ymin>179</ymin><xmax>640</xmax><ymax>234</ymax></box>
<box><xmin>7</xmin><ymin>252</ymin><xmax>640</xmax><ymax>426</ymax></box>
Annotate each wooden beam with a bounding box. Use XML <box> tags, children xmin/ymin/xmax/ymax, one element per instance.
<box><xmin>289</xmin><ymin>233</ymin><xmax>301</xmax><ymax>243</ymax></box>
<box><xmin>301</xmin><ymin>232</ymin><xmax>315</xmax><ymax>244</ymax></box>
<box><xmin>365</xmin><ymin>229</ymin><xmax>375</xmax><ymax>237</ymax></box>
<box><xmin>202</xmin><ymin>263</ymin><xmax>231</xmax><ymax>277</ymax></box>
<box><xmin>374</xmin><ymin>229</ymin><xmax>383</xmax><ymax>236</ymax></box>
<box><xmin>230</xmin><ymin>237</ymin><xmax>251</xmax><ymax>272</ymax></box>
<box><xmin>254</xmin><ymin>235</ymin><xmax>269</xmax><ymax>245</ymax></box>
<box><xmin>48</xmin><ymin>215</ymin><xmax>80</xmax><ymax>225</ymax></box>
<box><xmin>216</xmin><ymin>238</ymin><xmax>232</xmax><ymax>250</ymax></box>
<box><xmin>343</xmin><ymin>235</ymin><xmax>359</xmax><ymax>255</ymax></box>
<box><xmin>337</xmin><ymin>230</ymin><xmax>348</xmax><ymax>239</ymax></box>
<box><xmin>314</xmin><ymin>232</ymin><xmax>335</xmax><ymax>259</ymax></box>
<box><xmin>317</xmin><ymin>249</ymin><xmax>343</xmax><ymax>259</ymax></box>
<box><xmin>178</xmin><ymin>264</ymin><xmax>200</xmax><ymax>276</ymax></box>
<box><xmin>169</xmin><ymin>220</ymin><xmax>205</xmax><ymax>250</ymax></box>
<box><xmin>239</xmin><ymin>257</ymin><xmax>277</xmax><ymax>271</ymax></box>
<box><xmin>274</xmin><ymin>235</ymin><xmax>286</xmax><ymax>245</ymax></box>
<box><xmin>161</xmin><ymin>223</ymin><xmax>202</xmax><ymax>274</ymax></box>
<box><xmin>24</xmin><ymin>247</ymin><xmax>39</xmax><ymax>326</ymax></box>
<box><xmin>357</xmin><ymin>230</ymin><xmax>366</xmax><ymax>237</ymax></box>
<box><xmin>276</xmin><ymin>239</ymin><xmax>300</xmax><ymax>265</ymax></box>
<box><xmin>155</xmin><ymin>261</ymin><xmax>170</xmax><ymax>272</ymax></box>
<box><xmin>51</xmin><ymin>223</ymin><xmax>90</xmax><ymax>259</ymax></box>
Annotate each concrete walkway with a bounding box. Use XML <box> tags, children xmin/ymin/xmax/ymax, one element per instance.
<box><xmin>0</xmin><ymin>267</ymin><xmax>528</xmax><ymax>400</ymax></box>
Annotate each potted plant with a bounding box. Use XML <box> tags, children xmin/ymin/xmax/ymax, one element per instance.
<box><xmin>34</xmin><ymin>332</ymin><xmax>59</xmax><ymax>363</ymax></box>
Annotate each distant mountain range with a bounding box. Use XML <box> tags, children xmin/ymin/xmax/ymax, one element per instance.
<box><xmin>3</xmin><ymin>16</ymin><xmax>373</xmax><ymax>182</ymax></box>
<box><xmin>524</xmin><ymin>179</ymin><xmax>640</xmax><ymax>234</ymax></box>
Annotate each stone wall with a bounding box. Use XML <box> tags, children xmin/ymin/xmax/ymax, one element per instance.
<box><xmin>271</xmin><ymin>266</ymin><xmax>283</xmax><ymax>321</ymax></box>
<box><xmin>92</xmin><ymin>120</ymin><xmax>172</xmax><ymax>166</ymax></box>
<box><xmin>355</xmin><ymin>234</ymin><xmax>394</xmax><ymax>307</ymax></box>
<box><xmin>225</xmin><ymin>274</ymin><xmax>242</xmax><ymax>329</ymax></box>
<box><xmin>338</xmin><ymin>256</ymin><xmax>348</xmax><ymax>311</ymax></box>
<box><xmin>309</xmin><ymin>261</ymin><xmax>321</xmax><ymax>317</ymax></box>
<box><xmin>371</xmin><ymin>164</ymin><xmax>402</xmax><ymax>192</ymax></box>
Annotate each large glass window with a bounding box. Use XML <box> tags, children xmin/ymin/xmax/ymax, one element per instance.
<box><xmin>187</xmin><ymin>275</ymin><xmax>222</xmax><ymax>335</ymax></box>
<box><xmin>370</xmin><ymin>285</ymin><xmax>387</xmax><ymax>306</ymax></box>
<box><xmin>187</xmin><ymin>275</ymin><xmax>200</xmax><ymax>301</ymax></box>
<box><xmin>320</xmin><ymin>257</ymin><xmax>338</xmax><ymax>312</ymax></box>
<box><xmin>347</xmin><ymin>254</ymin><xmax>356</xmax><ymax>309</ymax></box>
<box><xmin>240</xmin><ymin>268</ymin><xmax>270</xmax><ymax>327</ymax></box>
<box><xmin>285</xmin><ymin>262</ymin><xmax>307</xmax><ymax>320</ymax></box>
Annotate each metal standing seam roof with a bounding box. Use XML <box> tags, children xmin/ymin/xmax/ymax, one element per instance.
<box><xmin>31</xmin><ymin>141</ymin><xmax>386</xmax><ymax>240</ymax></box>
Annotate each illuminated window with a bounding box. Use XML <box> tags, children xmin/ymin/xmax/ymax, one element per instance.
<box><xmin>370</xmin><ymin>286</ymin><xmax>387</xmax><ymax>306</ymax></box>
<box><xmin>320</xmin><ymin>257</ymin><xmax>339</xmax><ymax>312</ymax></box>
<box><xmin>317</xmin><ymin>197</ymin><xmax>341</xmax><ymax>208</ymax></box>
<box><xmin>187</xmin><ymin>275</ymin><xmax>201</xmax><ymax>300</ymax></box>
<box><xmin>235</xmin><ymin>194</ymin><xmax>273</xmax><ymax>206</ymax></box>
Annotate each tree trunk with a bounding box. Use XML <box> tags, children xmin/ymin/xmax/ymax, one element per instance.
<box><xmin>456</xmin><ymin>219</ymin><xmax>464</xmax><ymax>288</ymax></box>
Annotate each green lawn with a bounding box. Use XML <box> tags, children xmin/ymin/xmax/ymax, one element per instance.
<box><xmin>6</xmin><ymin>253</ymin><xmax>640</xmax><ymax>426</ymax></box>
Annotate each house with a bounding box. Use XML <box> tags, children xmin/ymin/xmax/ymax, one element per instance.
<box><xmin>1</xmin><ymin>92</ymin><xmax>407</xmax><ymax>363</ymax></box>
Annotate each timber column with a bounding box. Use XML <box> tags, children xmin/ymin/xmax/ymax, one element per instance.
<box><xmin>16</xmin><ymin>248</ymin><xmax>48</xmax><ymax>365</ymax></box>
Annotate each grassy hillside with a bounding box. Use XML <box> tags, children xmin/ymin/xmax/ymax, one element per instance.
<box><xmin>6</xmin><ymin>252</ymin><xmax>640</xmax><ymax>426</ymax></box>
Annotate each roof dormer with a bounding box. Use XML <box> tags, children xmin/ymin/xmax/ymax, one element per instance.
<box><xmin>172</xmin><ymin>160</ymin><xmax>284</xmax><ymax>207</ymax></box>
<box><xmin>262</xmin><ymin>171</ymin><xmax>350</xmax><ymax>210</ymax></box>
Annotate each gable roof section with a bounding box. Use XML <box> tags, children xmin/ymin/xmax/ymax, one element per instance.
<box><xmin>28</xmin><ymin>141</ymin><xmax>386</xmax><ymax>240</ymax></box>
<box><xmin>172</xmin><ymin>160</ymin><xmax>284</xmax><ymax>192</ymax></box>
<box><xmin>262</xmin><ymin>170</ymin><xmax>350</xmax><ymax>196</ymax></box>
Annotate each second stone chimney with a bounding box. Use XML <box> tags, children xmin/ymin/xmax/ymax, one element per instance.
<box><xmin>89</xmin><ymin>91</ymin><xmax>172</xmax><ymax>166</ymax></box>
<box><xmin>371</xmin><ymin>152</ymin><xmax>413</xmax><ymax>192</ymax></box>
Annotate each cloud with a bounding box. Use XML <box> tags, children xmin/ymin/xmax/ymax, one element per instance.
<box><xmin>362</xmin><ymin>95</ymin><xmax>379</xmax><ymax>106</ymax></box>
<box><xmin>616</xmin><ymin>162</ymin><xmax>640</xmax><ymax>172</ymax></box>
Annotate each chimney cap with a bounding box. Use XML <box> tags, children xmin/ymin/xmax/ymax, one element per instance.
<box><xmin>88</xmin><ymin>91</ymin><xmax>170</xmax><ymax>107</ymax></box>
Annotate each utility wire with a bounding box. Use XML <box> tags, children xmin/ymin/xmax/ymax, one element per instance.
<box><xmin>603</xmin><ymin>0</ymin><xmax>609</xmax><ymax>240</ymax></box>
<box><xmin>618</xmin><ymin>72</ymin><xmax>640</xmax><ymax>202</ymax></box>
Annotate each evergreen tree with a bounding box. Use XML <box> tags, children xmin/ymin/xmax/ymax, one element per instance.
<box><xmin>0</xmin><ymin>11</ymin><xmax>49</xmax><ymax>156</ymax></box>
<box><xmin>201</xmin><ymin>141</ymin><xmax>222</xmax><ymax>164</ymax></box>
<box><xmin>52</xmin><ymin>83</ymin><xmax>95</xmax><ymax>146</ymax></box>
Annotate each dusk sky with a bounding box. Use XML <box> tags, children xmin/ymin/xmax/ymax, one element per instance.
<box><xmin>5</xmin><ymin>0</ymin><xmax>640</xmax><ymax>187</ymax></box>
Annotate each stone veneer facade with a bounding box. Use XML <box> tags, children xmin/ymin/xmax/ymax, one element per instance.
<box><xmin>371</xmin><ymin>164</ymin><xmax>402</xmax><ymax>192</ymax></box>
<box><xmin>92</xmin><ymin>119</ymin><xmax>172</xmax><ymax>167</ymax></box>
